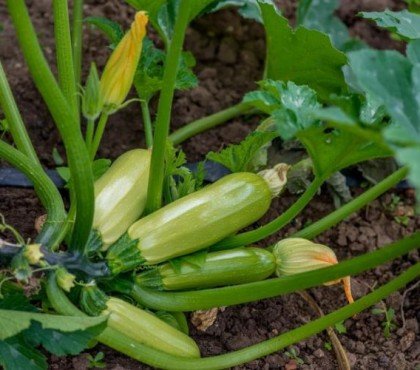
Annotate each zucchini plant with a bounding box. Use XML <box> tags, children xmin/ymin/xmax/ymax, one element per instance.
<box><xmin>0</xmin><ymin>0</ymin><xmax>419</xmax><ymax>369</ymax></box>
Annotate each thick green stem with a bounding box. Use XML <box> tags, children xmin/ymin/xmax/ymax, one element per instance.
<box><xmin>169</xmin><ymin>102</ymin><xmax>254</xmax><ymax>145</ymax></box>
<box><xmin>7</xmin><ymin>0</ymin><xmax>94</xmax><ymax>252</ymax></box>
<box><xmin>0</xmin><ymin>140</ymin><xmax>66</xmax><ymax>249</ymax></box>
<box><xmin>90</xmin><ymin>112</ymin><xmax>109</xmax><ymax>160</ymax></box>
<box><xmin>141</xmin><ymin>100</ymin><xmax>153</xmax><ymax>148</ymax></box>
<box><xmin>48</xmin><ymin>262</ymin><xmax>420</xmax><ymax>370</ymax></box>
<box><xmin>0</xmin><ymin>61</ymin><xmax>40</xmax><ymax>165</ymax></box>
<box><xmin>145</xmin><ymin>0</ymin><xmax>191</xmax><ymax>214</ymax></box>
<box><xmin>72</xmin><ymin>0</ymin><xmax>84</xmax><ymax>116</ymax></box>
<box><xmin>53</xmin><ymin>0</ymin><xmax>78</xmax><ymax>116</ymax></box>
<box><xmin>213</xmin><ymin>176</ymin><xmax>325</xmax><ymax>250</ymax></box>
<box><xmin>294</xmin><ymin>167</ymin><xmax>409</xmax><ymax>239</ymax></box>
<box><xmin>125</xmin><ymin>232</ymin><xmax>420</xmax><ymax>311</ymax></box>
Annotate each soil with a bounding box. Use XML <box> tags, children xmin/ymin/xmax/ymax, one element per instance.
<box><xmin>0</xmin><ymin>1</ymin><xmax>418</xmax><ymax>370</ymax></box>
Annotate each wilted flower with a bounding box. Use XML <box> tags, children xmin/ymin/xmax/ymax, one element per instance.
<box><xmin>23</xmin><ymin>243</ymin><xmax>44</xmax><ymax>265</ymax></box>
<box><xmin>100</xmin><ymin>11</ymin><xmax>148</xmax><ymax>112</ymax></box>
<box><xmin>56</xmin><ymin>267</ymin><xmax>76</xmax><ymax>292</ymax></box>
<box><xmin>273</xmin><ymin>238</ymin><xmax>354</xmax><ymax>304</ymax></box>
<box><xmin>258</xmin><ymin>163</ymin><xmax>290</xmax><ymax>198</ymax></box>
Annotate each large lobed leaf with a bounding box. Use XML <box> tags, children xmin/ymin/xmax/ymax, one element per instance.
<box><xmin>347</xmin><ymin>40</ymin><xmax>420</xmax><ymax>199</ymax></box>
<box><xmin>0</xmin><ymin>294</ymin><xmax>107</xmax><ymax>370</ymax></box>
<box><xmin>258</xmin><ymin>1</ymin><xmax>348</xmax><ymax>101</ymax></box>
<box><xmin>297</xmin><ymin>0</ymin><xmax>354</xmax><ymax>50</ymax></box>
<box><xmin>360</xmin><ymin>10</ymin><xmax>420</xmax><ymax>40</ymax></box>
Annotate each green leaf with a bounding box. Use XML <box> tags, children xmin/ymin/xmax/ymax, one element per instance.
<box><xmin>259</xmin><ymin>1</ymin><xmax>348</xmax><ymax>101</ymax></box>
<box><xmin>360</xmin><ymin>10</ymin><xmax>420</xmax><ymax>40</ymax></box>
<box><xmin>297</xmin><ymin>123</ymin><xmax>390</xmax><ymax>179</ymax></box>
<box><xmin>297</xmin><ymin>0</ymin><xmax>354</xmax><ymax>50</ymax></box>
<box><xmin>163</xmin><ymin>141</ymin><xmax>203</xmax><ymax>204</ymax></box>
<box><xmin>52</xmin><ymin>147</ymin><xmax>64</xmax><ymax>166</ymax></box>
<box><xmin>26</xmin><ymin>321</ymin><xmax>105</xmax><ymax>356</ymax></box>
<box><xmin>127</xmin><ymin>0</ymin><xmax>216</xmax><ymax>43</ymax></box>
<box><xmin>206</xmin><ymin>131</ymin><xmax>277</xmax><ymax>172</ymax></box>
<box><xmin>204</xmin><ymin>0</ymin><xmax>264</xmax><ymax>22</ymax></box>
<box><xmin>85</xmin><ymin>17</ymin><xmax>124</xmax><ymax>48</ymax></box>
<box><xmin>0</xmin><ymin>335</ymin><xmax>47</xmax><ymax>370</ymax></box>
<box><xmin>0</xmin><ymin>292</ymin><xmax>36</xmax><ymax>312</ymax></box>
<box><xmin>134</xmin><ymin>38</ymin><xmax>198</xmax><ymax>101</ymax></box>
<box><xmin>0</xmin><ymin>118</ymin><xmax>9</xmax><ymax>133</ymax></box>
<box><xmin>56</xmin><ymin>166</ymin><xmax>71</xmax><ymax>183</ymax></box>
<box><xmin>245</xmin><ymin>80</ymin><xmax>321</xmax><ymax>140</ymax></box>
<box><xmin>407</xmin><ymin>39</ymin><xmax>420</xmax><ymax>63</ymax></box>
<box><xmin>57</xmin><ymin>159</ymin><xmax>111</xmax><ymax>185</ymax></box>
<box><xmin>0</xmin><ymin>309</ymin><xmax>106</xmax><ymax>340</ymax></box>
<box><xmin>347</xmin><ymin>46</ymin><xmax>420</xmax><ymax>199</ymax></box>
<box><xmin>92</xmin><ymin>159</ymin><xmax>112</xmax><ymax>180</ymax></box>
<box><xmin>154</xmin><ymin>311</ymin><xmax>183</xmax><ymax>331</ymax></box>
<box><xmin>247</xmin><ymin>80</ymin><xmax>391</xmax><ymax>179</ymax></box>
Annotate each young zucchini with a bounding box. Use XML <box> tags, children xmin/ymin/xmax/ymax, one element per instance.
<box><xmin>81</xmin><ymin>285</ymin><xmax>200</xmax><ymax>358</ymax></box>
<box><xmin>106</xmin><ymin>172</ymin><xmax>273</xmax><ymax>274</ymax></box>
<box><xmin>90</xmin><ymin>149</ymin><xmax>151</xmax><ymax>250</ymax></box>
<box><xmin>136</xmin><ymin>247</ymin><xmax>276</xmax><ymax>290</ymax></box>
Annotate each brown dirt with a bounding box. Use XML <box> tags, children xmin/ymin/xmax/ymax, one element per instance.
<box><xmin>0</xmin><ymin>0</ymin><xmax>418</xmax><ymax>369</ymax></box>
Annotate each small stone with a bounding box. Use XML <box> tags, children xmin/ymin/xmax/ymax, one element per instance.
<box><xmin>313</xmin><ymin>349</ymin><xmax>325</xmax><ymax>358</ymax></box>
<box><xmin>378</xmin><ymin>354</ymin><xmax>390</xmax><ymax>367</ymax></box>
<box><xmin>285</xmin><ymin>360</ymin><xmax>297</xmax><ymax>370</ymax></box>
<box><xmin>347</xmin><ymin>352</ymin><xmax>357</xmax><ymax>367</ymax></box>
<box><xmin>399</xmin><ymin>331</ymin><xmax>415</xmax><ymax>351</ymax></box>
<box><xmin>386</xmin><ymin>292</ymin><xmax>403</xmax><ymax>310</ymax></box>
<box><xmin>391</xmin><ymin>352</ymin><xmax>407</xmax><ymax>369</ymax></box>
<box><xmin>405</xmin><ymin>318</ymin><xmax>419</xmax><ymax>333</ymax></box>
<box><xmin>355</xmin><ymin>341</ymin><xmax>365</xmax><ymax>354</ymax></box>
<box><xmin>217</xmin><ymin>37</ymin><xmax>238</xmax><ymax>64</ymax></box>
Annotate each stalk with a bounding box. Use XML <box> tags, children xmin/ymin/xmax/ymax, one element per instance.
<box><xmin>85</xmin><ymin>118</ymin><xmax>95</xmax><ymax>152</ymax></box>
<box><xmin>145</xmin><ymin>0</ymin><xmax>191</xmax><ymax>213</ymax></box>
<box><xmin>169</xmin><ymin>102</ymin><xmax>254</xmax><ymax>145</ymax></box>
<box><xmin>213</xmin><ymin>176</ymin><xmax>324</xmax><ymax>250</ymax></box>
<box><xmin>7</xmin><ymin>0</ymin><xmax>94</xmax><ymax>252</ymax></box>
<box><xmin>53</xmin><ymin>0</ymin><xmax>78</xmax><ymax>116</ymax></box>
<box><xmin>0</xmin><ymin>140</ymin><xmax>66</xmax><ymax>248</ymax></box>
<box><xmin>293</xmin><ymin>167</ymin><xmax>409</xmax><ymax>239</ymax></box>
<box><xmin>122</xmin><ymin>232</ymin><xmax>420</xmax><ymax>311</ymax></box>
<box><xmin>72</xmin><ymin>0</ymin><xmax>84</xmax><ymax>115</ymax></box>
<box><xmin>90</xmin><ymin>112</ymin><xmax>109</xmax><ymax>159</ymax></box>
<box><xmin>141</xmin><ymin>100</ymin><xmax>153</xmax><ymax>148</ymax></box>
<box><xmin>47</xmin><ymin>263</ymin><xmax>420</xmax><ymax>370</ymax></box>
<box><xmin>0</xmin><ymin>61</ymin><xmax>40</xmax><ymax>165</ymax></box>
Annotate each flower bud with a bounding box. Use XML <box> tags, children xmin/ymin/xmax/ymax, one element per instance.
<box><xmin>82</xmin><ymin>63</ymin><xmax>103</xmax><ymax>120</ymax></box>
<box><xmin>273</xmin><ymin>238</ymin><xmax>354</xmax><ymax>304</ymax></box>
<box><xmin>56</xmin><ymin>267</ymin><xmax>76</xmax><ymax>292</ymax></box>
<box><xmin>100</xmin><ymin>12</ymin><xmax>148</xmax><ymax>112</ymax></box>
<box><xmin>258</xmin><ymin>163</ymin><xmax>290</xmax><ymax>198</ymax></box>
<box><xmin>23</xmin><ymin>244</ymin><xmax>44</xmax><ymax>265</ymax></box>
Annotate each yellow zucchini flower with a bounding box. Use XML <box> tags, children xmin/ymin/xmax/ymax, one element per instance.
<box><xmin>273</xmin><ymin>238</ymin><xmax>354</xmax><ymax>304</ymax></box>
<box><xmin>100</xmin><ymin>11</ymin><xmax>148</xmax><ymax>111</ymax></box>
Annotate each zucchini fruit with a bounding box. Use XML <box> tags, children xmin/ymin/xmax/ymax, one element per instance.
<box><xmin>107</xmin><ymin>172</ymin><xmax>272</xmax><ymax>273</ymax></box>
<box><xmin>80</xmin><ymin>285</ymin><xmax>200</xmax><ymax>358</ymax></box>
<box><xmin>91</xmin><ymin>149</ymin><xmax>151</xmax><ymax>250</ymax></box>
<box><xmin>136</xmin><ymin>247</ymin><xmax>276</xmax><ymax>290</ymax></box>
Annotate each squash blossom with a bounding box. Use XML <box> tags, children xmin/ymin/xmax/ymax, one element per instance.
<box><xmin>273</xmin><ymin>238</ymin><xmax>354</xmax><ymax>304</ymax></box>
<box><xmin>100</xmin><ymin>11</ymin><xmax>148</xmax><ymax>111</ymax></box>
